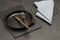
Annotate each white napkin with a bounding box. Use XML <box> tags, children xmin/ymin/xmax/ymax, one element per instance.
<box><xmin>34</xmin><ymin>0</ymin><xmax>54</xmax><ymax>24</ymax></box>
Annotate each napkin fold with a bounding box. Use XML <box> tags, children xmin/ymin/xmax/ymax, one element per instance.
<box><xmin>34</xmin><ymin>0</ymin><xmax>54</xmax><ymax>24</ymax></box>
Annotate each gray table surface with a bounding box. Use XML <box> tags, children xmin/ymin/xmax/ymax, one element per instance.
<box><xmin>0</xmin><ymin>0</ymin><xmax>60</xmax><ymax>40</ymax></box>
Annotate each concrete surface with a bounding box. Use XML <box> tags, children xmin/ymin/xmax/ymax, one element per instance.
<box><xmin>0</xmin><ymin>0</ymin><xmax>60</xmax><ymax>40</ymax></box>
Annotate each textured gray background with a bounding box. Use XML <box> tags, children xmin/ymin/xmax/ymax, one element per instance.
<box><xmin>0</xmin><ymin>0</ymin><xmax>60</xmax><ymax>40</ymax></box>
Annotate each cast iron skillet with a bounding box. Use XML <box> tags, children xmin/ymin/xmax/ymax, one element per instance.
<box><xmin>6</xmin><ymin>10</ymin><xmax>34</xmax><ymax>30</ymax></box>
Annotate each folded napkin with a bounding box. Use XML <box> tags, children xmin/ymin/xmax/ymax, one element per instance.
<box><xmin>34</xmin><ymin>0</ymin><xmax>54</xmax><ymax>24</ymax></box>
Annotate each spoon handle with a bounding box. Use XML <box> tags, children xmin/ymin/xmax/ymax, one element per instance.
<box><xmin>14</xmin><ymin>16</ymin><xmax>30</xmax><ymax>30</ymax></box>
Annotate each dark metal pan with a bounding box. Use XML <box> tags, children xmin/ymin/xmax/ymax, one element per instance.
<box><xmin>6</xmin><ymin>10</ymin><xmax>34</xmax><ymax>30</ymax></box>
